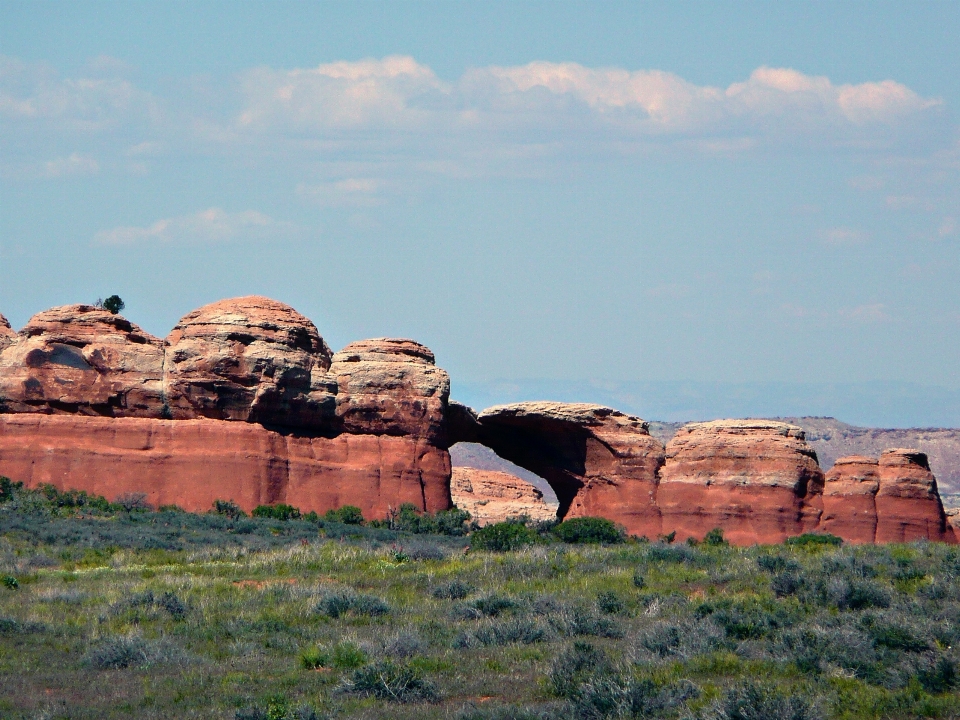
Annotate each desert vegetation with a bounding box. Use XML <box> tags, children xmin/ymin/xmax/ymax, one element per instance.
<box><xmin>1</xmin><ymin>479</ymin><xmax>959</xmax><ymax>719</ymax></box>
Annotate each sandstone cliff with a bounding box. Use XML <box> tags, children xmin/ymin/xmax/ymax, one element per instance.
<box><xmin>0</xmin><ymin>298</ymin><xmax>452</xmax><ymax>518</ymax></box>
<box><xmin>658</xmin><ymin>420</ymin><xmax>824</xmax><ymax>544</ymax></box>
<box><xmin>449</xmin><ymin>401</ymin><xmax>665</xmax><ymax>538</ymax></box>
<box><xmin>450</xmin><ymin>467</ymin><xmax>558</xmax><ymax>526</ymax></box>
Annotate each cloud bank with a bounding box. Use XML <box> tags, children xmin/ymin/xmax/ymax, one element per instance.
<box><xmin>94</xmin><ymin>208</ymin><xmax>284</xmax><ymax>245</ymax></box>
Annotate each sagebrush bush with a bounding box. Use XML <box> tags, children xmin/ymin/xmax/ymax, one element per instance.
<box><xmin>252</xmin><ymin>503</ymin><xmax>302</xmax><ymax>521</ymax></box>
<box><xmin>315</xmin><ymin>590</ymin><xmax>389</xmax><ymax>618</ymax></box>
<box><xmin>471</xmin><ymin>520</ymin><xmax>539</xmax><ymax>552</ymax></box>
<box><xmin>345</xmin><ymin>660</ymin><xmax>438</xmax><ymax>702</ymax></box>
<box><xmin>552</xmin><ymin>517</ymin><xmax>625</xmax><ymax>544</ymax></box>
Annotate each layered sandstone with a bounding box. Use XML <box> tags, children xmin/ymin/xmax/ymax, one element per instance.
<box><xmin>450</xmin><ymin>402</ymin><xmax>665</xmax><ymax>537</ymax></box>
<box><xmin>0</xmin><ymin>414</ymin><xmax>449</xmax><ymax>518</ymax></box>
<box><xmin>658</xmin><ymin>420</ymin><xmax>824</xmax><ymax>544</ymax></box>
<box><xmin>0</xmin><ymin>305</ymin><xmax>166</xmax><ymax>417</ymax></box>
<box><xmin>329</xmin><ymin>339</ymin><xmax>449</xmax><ymax>443</ymax></box>
<box><xmin>875</xmin><ymin>449</ymin><xmax>951</xmax><ymax>543</ymax></box>
<box><xmin>450</xmin><ymin>467</ymin><xmax>558</xmax><ymax>526</ymax></box>
<box><xmin>163</xmin><ymin>296</ymin><xmax>336</xmax><ymax>428</ymax></box>
<box><xmin>819</xmin><ymin>456</ymin><xmax>880</xmax><ymax>544</ymax></box>
<box><xmin>0</xmin><ymin>314</ymin><xmax>14</xmax><ymax>352</ymax></box>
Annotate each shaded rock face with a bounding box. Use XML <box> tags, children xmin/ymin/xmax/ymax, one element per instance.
<box><xmin>0</xmin><ymin>305</ymin><xmax>166</xmax><ymax>417</ymax></box>
<box><xmin>450</xmin><ymin>402</ymin><xmax>665</xmax><ymax>538</ymax></box>
<box><xmin>163</xmin><ymin>296</ymin><xmax>336</xmax><ymax>428</ymax></box>
<box><xmin>820</xmin><ymin>456</ymin><xmax>880</xmax><ymax>544</ymax></box>
<box><xmin>450</xmin><ymin>467</ymin><xmax>558</xmax><ymax>526</ymax></box>
<box><xmin>875</xmin><ymin>449</ymin><xmax>951</xmax><ymax>543</ymax></box>
<box><xmin>658</xmin><ymin>420</ymin><xmax>825</xmax><ymax>545</ymax></box>
<box><xmin>0</xmin><ymin>314</ymin><xmax>14</xmax><ymax>352</ymax></box>
<box><xmin>0</xmin><ymin>414</ymin><xmax>450</xmax><ymax>518</ymax></box>
<box><xmin>330</xmin><ymin>339</ymin><xmax>450</xmax><ymax>443</ymax></box>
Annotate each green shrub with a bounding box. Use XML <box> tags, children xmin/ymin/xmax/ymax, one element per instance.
<box><xmin>472</xmin><ymin>594</ymin><xmax>519</xmax><ymax>617</ymax></box>
<box><xmin>315</xmin><ymin>590</ymin><xmax>389</xmax><ymax>618</ymax></box>
<box><xmin>714</xmin><ymin>681</ymin><xmax>822</xmax><ymax>720</ymax></box>
<box><xmin>86</xmin><ymin>635</ymin><xmax>148</xmax><ymax>669</ymax></box>
<box><xmin>211</xmin><ymin>499</ymin><xmax>247</xmax><ymax>519</ymax></box>
<box><xmin>464</xmin><ymin>617</ymin><xmax>548</xmax><ymax>647</ymax></box>
<box><xmin>300</xmin><ymin>646</ymin><xmax>330</xmax><ymax>670</ymax></box>
<box><xmin>0</xmin><ymin>476</ymin><xmax>22</xmax><ymax>503</ymax></box>
<box><xmin>785</xmin><ymin>533</ymin><xmax>842</xmax><ymax>548</ymax></box>
<box><xmin>548</xmin><ymin>641</ymin><xmax>612</xmax><ymax>698</ymax></box>
<box><xmin>2</xmin><ymin>576</ymin><xmax>18</xmax><ymax>590</ymax></box>
<box><xmin>703</xmin><ymin>527</ymin><xmax>728</xmax><ymax>546</ymax></box>
<box><xmin>324</xmin><ymin>505</ymin><xmax>365</xmax><ymax>525</ymax></box>
<box><xmin>382</xmin><ymin>503</ymin><xmax>471</xmax><ymax>535</ymax></box>
<box><xmin>102</xmin><ymin>295</ymin><xmax>125</xmax><ymax>314</ymax></box>
<box><xmin>471</xmin><ymin>520</ymin><xmax>538</xmax><ymax>552</ymax></box>
<box><xmin>596</xmin><ymin>591</ymin><xmax>626</xmax><ymax>615</ymax></box>
<box><xmin>553</xmin><ymin>517</ymin><xmax>625</xmax><ymax>544</ymax></box>
<box><xmin>331</xmin><ymin>640</ymin><xmax>368</xmax><ymax>668</ymax></box>
<box><xmin>432</xmin><ymin>579</ymin><xmax>473</xmax><ymax>600</ymax></box>
<box><xmin>346</xmin><ymin>660</ymin><xmax>438</xmax><ymax>702</ymax></box>
<box><xmin>648</xmin><ymin>543</ymin><xmax>697</xmax><ymax>564</ymax></box>
<box><xmin>252</xmin><ymin>504</ymin><xmax>301</xmax><ymax>521</ymax></box>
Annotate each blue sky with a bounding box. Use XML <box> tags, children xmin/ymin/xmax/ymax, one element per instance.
<box><xmin>2</xmin><ymin>1</ymin><xmax>959</xmax><ymax>425</ymax></box>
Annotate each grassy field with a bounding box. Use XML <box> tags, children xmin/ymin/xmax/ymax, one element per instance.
<box><xmin>2</xmin><ymin>481</ymin><xmax>960</xmax><ymax>719</ymax></box>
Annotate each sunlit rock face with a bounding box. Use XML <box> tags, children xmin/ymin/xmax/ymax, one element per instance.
<box><xmin>163</xmin><ymin>296</ymin><xmax>336</xmax><ymax>428</ymax></box>
<box><xmin>450</xmin><ymin>467</ymin><xmax>558</xmax><ymax>526</ymax></box>
<box><xmin>0</xmin><ymin>298</ymin><xmax>452</xmax><ymax>518</ymax></box>
<box><xmin>875</xmin><ymin>449</ymin><xmax>952</xmax><ymax>543</ymax></box>
<box><xmin>820</xmin><ymin>456</ymin><xmax>880</xmax><ymax>544</ymax></box>
<box><xmin>657</xmin><ymin>420</ymin><xmax>825</xmax><ymax>545</ymax></box>
<box><xmin>329</xmin><ymin>338</ymin><xmax>450</xmax><ymax>444</ymax></box>
<box><xmin>448</xmin><ymin>402</ymin><xmax>665</xmax><ymax>538</ymax></box>
<box><xmin>0</xmin><ymin>305</ymin><xmax>166</xmax><ymax>417</ymax></box>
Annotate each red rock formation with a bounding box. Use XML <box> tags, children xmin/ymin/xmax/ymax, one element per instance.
<box><xmin>450</xmin><ymin>467</ymin><xmax>558</xmax><ymax>526</ymax></box>
<box><xmin>453</xmin><ymin>402</ymin><xmax>664</xmax><ymax>538</ymax></box>
<box><xmin>163</xmin><ymin>296</ymin><xmax>335</xmax><ymax>428</ymax></box>
<box><xmin>330</xmin><ymin>339</ymin><xmax>450</xmax><ymax>443</ymax></box>
<box><xmin>0</xmin><ymin>414</ymin><xmax>450</xmax><ymax>518</ymax></box>
<box><xmin>945</xmin><ymin>507</ymin><xmax>959</xmax><ymax>543</ymax></box>
<box><xmin>819</xmin><ymin>456</ymin><xmax>880</xmax><ymax>544</ymax></box>
<box><xmin>875</xmin><ymin>448</ymin><xmax>951</xmax><ymax>543</ymax></box>
<box><xmin>0</xmin><ymin>305</ymin><xmax>166</xmax><ymax>417</ymax></box>
<box><xmin>658</xmin><ymin>420</ymin><xmax>824</xmax><ymax>545</ymax></box>
<box><xmin>0</xmin><ymin>314</ymin><xmax>14</xmax><ymax>352</ymax></box>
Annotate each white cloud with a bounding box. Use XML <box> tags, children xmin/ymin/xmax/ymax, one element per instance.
<box><xmin>296</xmin><ymin>178</ymin><xmax>385</xmax><ymax>207</ymax></box>
<box><xmin>94</xmin><ymin>207</ymin><xmax>286</xmax><ymax>245</ymax></box>
<box><xmin>839</xmin><ymin>303</ymin><xmax>889</xmax><ymax>322</ymax></box>
<box><xmin>0</xmin><ymin>55</ymin><xmax>159</xmax><ymax>131</ymax></box>
<box><xmin>821</xmin><ymin>227</ymin><xmax>871</xmax><ymax>245</ymax></box>
<box><xmin>229</xmin><ymin>57</ymin><xmax>941</xmax><ymax>149</ymax></box>
<box><xmin>42</xmin><ymin>152</ymin><xmax>99</xmax><ymax>177</ymax></box>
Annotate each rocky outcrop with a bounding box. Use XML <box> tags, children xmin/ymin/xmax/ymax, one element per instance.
<box><xmin>875</xmin><ymin>449</ymin><xmax>951</xmax><ymax>543</ymax></box>
<box><xmin>163</xmin><ymin>296</ymin><xmax>336</xmax><ymax>428</ymax></box>
<box><xmin>819</xmin><ymin>456</ymin><xmax>880</xmax><ymax>544</ymax></box>
<box><xmin>657</xmin><ymin>420</ymin><xmax>824</xmax><ymax>544</ymax></box>
<box><xmin>946</xmin><ymin>508</ymin><xmax>960</xmax><ymax>542</ymax></box>
<box><xmin>450</xmin><ymin>402</ymin><xmax>665</xmax><ymax>537</ymax></box>
<box><xmin>0</xmin><ymin>298</ymin><xmax>452</xmax><ymax>518</ymax></box>
<box><xmin>329</xmin><ymin>339</ymin><xmax>449</xmax><ymax>443</ymax></box>
<box><xmin>450</xmin><ymin>467</ymin><xmax>558</xmax><ymax>526</ymax></box>
<box><xmin>0</xmin><ymin>414</ymin><xmax>450</xmax><ymax>518</ymax></box>
<box><xmin>0</xmin><ymin>314</ymin><xmax>14</xmax><ymax>352</ymax></box>
<box><xmin>0</xmin><ymin>305</ymin><xmax>166</xmax><ymax>417</ymax></box>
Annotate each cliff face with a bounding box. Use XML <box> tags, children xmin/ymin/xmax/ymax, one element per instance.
<box><xmin>450</xmin><ymin>467</ymin><xmax>558</xmax><ymax>526</ymax></box>
<box><xmin>0</xmin><ymin>298</ymin><xmax>954</xmax><ymax>543</ymax></box>
<box><xmin>657</xmin><ymin>420</ymin><xmax>824</xmax><ymax>545</ymax></box>
<box><xmin>0</xmin><ymin>298</ymin><xmax>451</xmax><ymax>517</ymax></box>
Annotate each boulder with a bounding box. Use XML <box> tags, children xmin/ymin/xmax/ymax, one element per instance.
<box><xmin>945</xmin><ymin>507</ymin><xmax>959</xmax><ymax>543</ymax></box>
<box><xmin>163</xmin><ymin>296</ymin><xmax>335</xmax><ymax>428</ymax></box>
<box><xmin>458</xmin><ymin>402</ymin><xmax>664</xmax><ymax>537</ymax></box>
<box><xmin>658</xmin><ymin>420</ymin><xmax>824</xmax><ymax>544</ymax></box>
<box><xmin>875</xmin><ymin>449</ymin><xmax>952</xmax><ymax>543</ymax></box>
<box><xmin>329</xmin><ymin>339</ymin><xmax>450</xmax><ymax>443</ymax></box>
<box><xmin>0</xmin><ymin>414</ymin><xmax>451</xmax><ymax>519</ymax></box>
<box><xmin>820</xmin><ymin>456</ymin><xmax>880</xmax><ymax>544</ymax></box>
<box><xmin>0</xmin><ymin>313</ymin><xmax>14</xmax><ymax>352</ymax></box>
<box><xmin>0</xmin><ymin>305</ymin><xmax>165</xmax><ymax>417</ymax></box>
<box><xmin>450</xmin><ymin>467</ymin><xmax>558</xmax><ymax>526</ymax></box>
